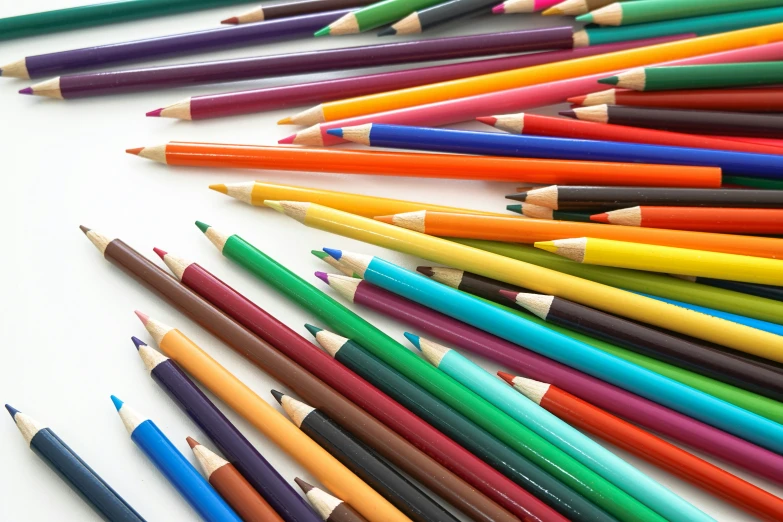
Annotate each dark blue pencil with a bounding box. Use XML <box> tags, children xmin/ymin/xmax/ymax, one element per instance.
<box><xmin>329</xmin><ymin>123</ymin><xmax>783</xmax><ymax>179</ymax></box>
<box><xmin>6</xmin><ymin>405</ymin><xmax>146</xmax><ymax>522</ymax></box>
<box><xmin>111</xmin><ymin>396</ymin><xmax>241</xmax><ymax>522</ymax></box>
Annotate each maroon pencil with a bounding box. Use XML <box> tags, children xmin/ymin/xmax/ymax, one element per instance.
<box><xmin>223</xmin><ymin>0</ymin><xmax>376</xmax><ymax>25</ymax></box>
<box><xmin>150</xmin><ymin>35</ymin><xmax>689</xmax><ymax>121</ymax></box>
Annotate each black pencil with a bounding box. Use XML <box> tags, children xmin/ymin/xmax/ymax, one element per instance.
<box><xmin>507</xmin><ymin>185</ymin><xmax>783</xmax><ymax>209</ymax></box>
<box><xmin>273</xmin><ymin>391</ymin><xmax>459</xmax><ymax>522</ymax></box>
<box><xmin>223</xmin><ymin>0</ymin><xmax>375</xmax><ymax>24</ymax></box>
<box><xmin>6</xmin><ymin>405</ymin><xmax>146</xmax><ymax>522</ymax></box>
<box><xmin>562</xmin><ymin>105</ymin><xmax>783</xmax><ymax>139</ymax></box>
<box><xmin>380</xmin><ymin>0</ymin><xmax>496</xmax><ymax>35</ymax></box>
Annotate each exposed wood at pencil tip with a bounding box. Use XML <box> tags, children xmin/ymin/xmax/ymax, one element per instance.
<box><xmin>524</xmin><ymin>186</ymin><xmax>559</xmax><ymax>209</ymax></box>
<box><xmin>138</xmin><ymin>343</ymin><xmax>168</xmax><ymax>372</ymax></box>
<box><xmin>28</xmin><ymin>77</ymin><xmax>63</xmax><ymax>99</ymax></box>
<box><xmin>519</xmin><ymin>203</ymin><xmax>555</xmax><ymax>220</ymax></box>
<box><xmin>339</xmin><ymin>124</ymin><xmax>373</xmax><ymax>146</ymax></box>
<box><xmin>588</xmin><ymin>3</ymin><xmax>622</xmax><ymax>25</ymax></box>
<box><xmin>281</xmin><ymin>395</ymin><xmax>315</xmax><ymax>428</ymax></box>
<box><xmin>326</xmin><ymin>13</ymin><xmax>360</xmax><ymax>35</ymax></box>
<box><xmin>418</xmin><ymin>337</ymin><xmax>449</xmax><ymax>367</ymax></box>
<box><xmin>391</xmin><ymin>211</ymin><xmax>426</xmax><ymax>233</ymax></box>
<box><xmin>303</xmin><ymin>483</ymin><xmax>343</xmax><ymax>519</ymax></box>
<box><xmin>573</xmin><ymin>105</ymin><xmax>609</xmax><ymax>123</ymax></box>
<box><xmin>319</xmin><ymin>254</ymin><xmax>355</xmax><ymax>276</ymax></box>
<box><xmin>604</xmin><ymin>207</ymin><xmax>642</xmax><ymax>226</ymax></box>
<box><xmin>1</xmin><ymin>59</ymin><xmax>30</xmax><ymax>79</ymax></box>
<box><xmin>142</xmin><ymin>315</ymin><xmax>173</xmax><ymax>346</ymax></box>
<box><xmin>428</xmin><ymin>267</ymin><xmax>464</xmax><ymax>289</ymax></box>
<box><xmin>502</xmin><ymin>0</ymin><xmax>536</xmax><ymax>14</ymax></box>
<box><xmin>213</xmin><ymin>182</ymin><xmax>253</xmax><ymax>205</ymax></box>
<box><xmin>615</xmin><ymin>69</ymin><xmax>646</xmax><ymax>91</ymax></box>
<box><xmin>159</xmin><ymin>100</ymin><xmax>192</xmax><ymax>120</ymax></box>
<box><xmin>325</xmin><ymin>273</ymin><xmax>361</xmax><ymax>302</ymax></box>
<box><xmin>572</xmin><ymin>30</ymin><xmax>588</xmax><ymax>48</ymax></box>
<box><xmin>83</xmin><ymin>228</ymin><xmax>112</xmax><ymax>255</ymax></box>
<box><xmin>549</xmin><ymin>238</ymin><xmax>588</xmax><ymax>262</ymax></box>
<box><xmin>264</xmin><ymin>200</ymin><xmax>308</xmax><ymax>222</ymax></box>
<box><xmin>544</xmin><ymin>0</ymin><xmax>588</xmax><ymax>16</ymax></box>
<box><xmin>580</xmin><ymin>89</ymin><xmax>616</xmax><ymax>107</ymax></box>
<box><xmin>160</xmin><ymin>252</ymin><xmax>193</xmax><ymax>281</ymax></box>
<box><xmin>232</xmin><ymin>6</ymin><xmax>265</xmax><ymax>24</ymax></box>
<box><xmin>12</xmin><ymin>412</ymin><xmax>44</xmax><ymax>446</ymax></box>
<box><xmin>391</xmin><ymin>12</ymin><xmax>422</xmax><ymax>35</ymax></box>
<box><xmin>117</xmin><ymin>402</ymin><xmax>144</xmax><ymax>436</ymax></box>
<box><xmin>287</xmin><ymin>105</ymin><xmax>325</xmax><ymax>126</ymax></box>
<box><xmin>513</xmin><ymin>293</ymin><xmax>554</xmax><ymax>320</ymax></box>
<box><xmin>494</xmin><ymin>113</ymin><xmax>525</xmax><ymax>134</ymax></box>
<box><xmin>510</xmin><ymin>376</ymin><xmax>550</xmax><ymax>405</ymax></box>
<box><xmin>136</xmin><ymin>145</ymin><xmax>168</xmax><ymax>164</ymax></box>
<box><xmin>314</xmin><ymin>329</ymin><xmax>349</xmax><ymax>358</ymax></box>
<box><xmin>292</xmin><ymin>125</ymin><xmax>326</xmax><ymax>146</ymax></box>
<box><xmin>191</xmin><ymin>442</ymin><xmax>228</xmax><ymax>480</ymax></box>
<box><xmin>204</xmin><ymin>225</ymin><xmax>230</xmax><ymax>253</ymax></box>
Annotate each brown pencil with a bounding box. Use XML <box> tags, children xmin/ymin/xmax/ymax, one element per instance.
<box><xmin>223</xmin><ymin>0</ymin><xmax>374</xmax><ymax>24</ymax></box>
<box><xmin>188</xmin><ymin>437</ymin><xmax>284</xmax><ymax>522</ymax></box>
<box><xmin>296</xmin><ymin>479</ymin><xmax>368</xmax><ymax>522</ymax></box>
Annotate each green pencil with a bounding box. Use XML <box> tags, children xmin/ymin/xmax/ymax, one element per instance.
<box><xmin>452</xmin><ymin>239</ymin><xmax>783</xmax><ymax>324</ymax></box>
<box><xmin>315</xmin><ymin>0</ymin><xmax>445</xmax><ymax>36</ymax></box>
<box><xmin>195</xmin><ymin>222</ymin><xmax>668</xmax><ymax>522</ymax></box>
<box><xmin>507</xmin><ymin>204</ymin><xmax>593</xmax><ymax>222</ymax></box>
<box><xmin>0</xmin><ymin>0</ymin><xmax>258</xmax><ymax>41</ymax></box>
<box><xmin>724</xmin><ymin>175</ymin><xmax>783</xmax><ymax>190</ymax></box>
<box><xmin>580</xmin><ymin>0</ymin><xmax>783</xmax><ymax>27</ymax></box>
<box><xmin>601</xmin><ymin>61</ymin><xmax>783</xmax><ymax>91</ymax></box>
<box><xmin>573</xmin><ymin>6</ymin><xmax>783</xmax><ymax>47</ymax></box>
<box><xmin>305</xmin><ymin>325</ymin><xmax>610</xmax><ymax>520</ymax></box>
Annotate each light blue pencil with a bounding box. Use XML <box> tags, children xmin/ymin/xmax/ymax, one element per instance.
<box><xmin>323</xmin><ymin>249</ymin><xmax>783</xmax><ymax>455</ymax></box>
<box><xmin>403</xmin><ymin>333</ymin><xmax>713</xmax><ymax>522</ymax></box>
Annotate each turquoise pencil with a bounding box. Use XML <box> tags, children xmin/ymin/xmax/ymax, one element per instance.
<box><xmin>404</xmin><ymin>333</ymin><xmax>713</xmax><ymax>522</ymax></box>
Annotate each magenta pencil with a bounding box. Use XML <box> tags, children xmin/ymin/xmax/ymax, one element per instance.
<box><xmin>152</xmin><ymin>36</ymin><xmax>683</xmax><ymax>121</ymax></box>
<box><xmin>282</xmin><ymin>40</ymin><xmax>783</xmax><ymax>146</ymax></box>
<box><xmin>319</xmin><ymin>274</ymin><xmax>783</xmax><ymax>485</ymax></box>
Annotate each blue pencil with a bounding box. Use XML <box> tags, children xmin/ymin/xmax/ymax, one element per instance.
<box><xmin>322</xmin><ymin>250</ymin><xmax>783</xmax><ymax>455</ymax></box>
<box><xmin>110</xmin><ymin>396</ymin><xmax>241</xmax><ymax>522</ymax></box>
<box><xmin>329</xmin><ymin>123</ymin><xmax>783</xmax><ymax>179</ymax></box>
<box><xmin>637</xmin><ymin>293</ymin><xmax>783</xmax><ymax>337</ymax></box>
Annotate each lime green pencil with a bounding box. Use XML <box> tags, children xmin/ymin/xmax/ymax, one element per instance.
<box><xmin>315</xmin><ymin>0</ymin><xmax>446</xmax><ymax>35</ymax></box>
<box><xmin>580</xmin><ymin>0</ymin><xmax>783</xmax><ymax>26</ymax></box>
<box><xmin>602</xmin><ymin>61</ymin><xmax>783</xmax><ymax>91</ymax></box>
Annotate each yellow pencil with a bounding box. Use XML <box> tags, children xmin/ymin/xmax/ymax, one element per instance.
<box><xmin>209</xmin><ymin>181</ymin><xmax>508</xmax><ymax>218</ymax></box>
<box><xmin>263</xmin><ymin>200</ymin><xmax>783</xmax><ymax>363</ymax></box>
<box><xmin>295</xmin><ymin>22</ymin><xmax>783</xmax><ymax>123</ymax></box>
<box><xmin>535</xmin><ymin>237</ymin><xmax>783</xmax><ymax>286</ymax></box>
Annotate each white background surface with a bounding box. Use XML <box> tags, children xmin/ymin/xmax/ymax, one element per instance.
<box><xmin>1</xmin><ymin>1</ymin><xmax>781</xmax><ymax>520</ymax></box>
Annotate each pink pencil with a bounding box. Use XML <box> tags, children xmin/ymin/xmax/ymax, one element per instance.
<box><xmin>493</xmin><ymin>0</ymin><xmax>561</xmax><ymax>14</ymax></box>
<box><xmin>282</xmin><ymin>40</ymin><xmax>783</xmax><ymax>147</ymax></box>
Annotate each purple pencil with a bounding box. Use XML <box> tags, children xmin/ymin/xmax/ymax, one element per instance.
<box><xmin>315</xmin><ymin>271</ymin><xmax>783</xmax><ymax>486</ymax></box>
<box><xmin>150</xmin><ymin>35</ymin><xmax>688</xmax><ymax>121</ymax></box>
<box><xmin>133</xmin><ymin>336</ymin><xmax>319</xmax><ymax>522</ymax></box>
<box><xmin>20</xmin><ymin>27</ymin><xmax>574</xmax><ymax>99</ymax></box>
<box><xmin>0</xmin><ymin>10</ymin><xmax>352</xmax><ymax>80</ymax></box>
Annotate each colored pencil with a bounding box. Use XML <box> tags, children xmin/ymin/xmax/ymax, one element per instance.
<box><xmin>315</xmin><ymin>0</ymin><xmax>451</xmax><ymax>35</ymax></box>
<box><xmin>316</xmin><ymin>273</ymin><xmax>783</xmax><ymax>484</ymax></box>
<box><xmin>0</xmin><ymin>10</ymin><xmax>351</xmax><ymax>80</ymax></box>
<box><xmin>604</xmin><ymin>61</ymin><xmax>783</xmax><ymax>91</ymax></box>
<box><xmin>305</xmin><ymin>324</ymin><xmax>584</xmax><ymax>521</ymax></box>
<box><xmin>493</xmin><ymin>0</ymin><xmax>563</xmax><ymax>14</ymax></box>
<box><xmin>308</xmin><ymin>245</ymin><xmax>783</xmax><ymax>454</ymax></box>
<box><xmin>133</xmin><ymin>338</ymin><xmax>315</xmax><ymax>522</ymax></box>
<box><xmin>508</xmin><ymin>293</ymin><xmax>783</xmax><ymax>401</ymax></box>
<box><xmin>129</xmin><ymin>142</ymin><xmax>721</xmax><ymax>188</ymax></box>
<box><xmin>332</xmin><ymin>123</ymin><xmax>783</xmax><ymax>180</ymax></box>
<box><xmin>153</xmin><ymin>248</ymin><xmax>527</xmax><ymax>522</ymax></box>
<box><xmin>223</xmin><ymin>0</ymin><xmax>374</xmax><ymax>24</ymax></box>
<box><xmin>380</xmin><ymin>0</ymin><xmax>497</xmax><ymax>36</ymax></box>
<box><xmin>477</xmin><ymin>112</ymin><xmax>783</xmax><ymax>156</ymax></box>
<box><xmin>295</xmin><ymin>479</ymin><xmax>368</xmax><ymax>522</ymax></box>
<box><xmin>564</xmin><ymin>105</ymin><xmax>783</xmax><ymax>138</ymax></box>
<box><xmin>196</xmin><ymin>228</ymin><xmax>663</xmax><ymax>522</ymax></box>
<box><xmin>275</xmin><ymin>392</ymin><xmax>460</xmax><ymax>522</ymax></box>
<box><xmin>452</xmin><ymin>238</ymin><xmax>783</xmax><ymax>325</ymax></box>
<box><xmin>507</xmin><ymin>204</ymin><xmax>594</xmax><ymax>222</ymax></box>
<box><xmin>282</xmin><ymin>25</ymin><xmax>783</xmax><ymax>128</ymax></box>
<box><xmin>595</xmin><ymin>207</ymin><xmax>783</xmax><ymax>234</ymax></box>
<box><xmin>374</xmin><ymin>210</ymin><xmax>783</xmax><ymax>259</ymax></box>
<box><xmin>78</xmin><ymin>229</ymin><xmax>505</xmax><ymax>522</ymax></box>
<box><xmin>679</xmin><ymin>277</ymin><xmax>783</xmax><ymax>302</ymax></box>
<box><xmin>581</xmin><ymin>0</ymin><xmax>783</xmax><ymax>26</ymax></box>
<box><xmin>406</xmin><ymin>334</ymin><xmax>710</xmax><ymax>522</ymax></box>
<box><xmin>150</xmin><ymin>37</ymin><xmax>684</xmax><ymax>121</ymax></box>
<box><xmin>538</xmin><ymin>237</ymin><xmax>783</xmax><ymax>287</ymax></box>
<box><xmin>576</xmin><ymin>7</ymin><xmax>783</xmax><ymax>47</ymax></box>
<box><xmin>6</xmin><ymin>406</ymin><xmax>146</xmax><ymax>522</ymax></box>
<box><xmin>188</xmin><ymin>438</ymin><xmax>285</xmax><ymax>522</ymax></box>
<box><xmin>0</xmin><ymin>0</ymin><xmax>258</xmax><ymax>41</ymax></box>
<box><xmin>207</xmin><ymin>181</ymin><xmax>506</xmax><ymax>218</ymax></box>
<box><xmin>569</xmin><ymin>87</ymin><xmax>783</xmax><ymax>112</ymax></box>
<box><xmin>725</xmin><ymin>175</ymin><xmax>783</xmax><ymax>190</ymax></box>
<box><xmin>138</xmin><ymin>313</ymin><xmax>407</xmax><ymax>522</ymax></box>
<box><xmin>111</xmin><ymin>396</ymin><xmax>241</xmax><ymax>522</ymax></box>
<box><xmin>410</xmin><ymin>266</ymin><xmax>783</xmax><ymax>422</ymax></box>
<box><xmin>21</xmin><ymin>29</ymin><xmax>572</xmax><ymax>99</ymax></box>
<box><xmin>543</xmin><ymin>0</ymin><xmax>624</xmax><ymax>15</ymax></box>
<box><xmin>512</xmin><ymin>185</ymin><xmax>783</xmax><ymax>210</ymax></box>
<box><xmin>502</xmin><ymin>375</ymin><xmax>783</xmax><ymax>521</ymax></box>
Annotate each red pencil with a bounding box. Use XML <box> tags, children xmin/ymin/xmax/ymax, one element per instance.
<box><xmin>569</xmin><ymin>87</ymin><xmax>783</xmax><ymax>112</ymax></box>
<box><xmin>500</xmin><ymin>373</ymin><xmax>783</xmax><ymax>521</ymax></box>
<box><xmin>476</xmin><ymin>112</ymin><xmax>783</xmax><ymax>155</ymax></box>
<box><xmin>592</xmin><ymin>206</ymin><xmax>783</xmax><ymax>234</ymax></box>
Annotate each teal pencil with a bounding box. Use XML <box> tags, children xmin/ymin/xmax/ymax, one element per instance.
<box><xmin>405</xmin><ymin>333</ymin><xmax>713</xmax><ymax>522</ymax></box>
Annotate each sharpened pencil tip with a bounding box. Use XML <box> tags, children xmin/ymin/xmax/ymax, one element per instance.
<box><xmin>278</xmin><ymin>134</ymin><xmax>296</xmax><ymax>144</ymax></box>
<box><xmin>153</xmin><ymin>247</ymin><xmax>167</xmax><ymax>260</ymax></box>
<box><xmin>507</xmin><ymin>204</ymin><xmax>523</xmax><ymax>214</ymax></box>
<box><xmin>534</xmin><ymin>240</ymin><xmax>557</xmax><ymax>253</ymax></box>
<box><xmin>476</xmin><ymin>116</ymin><xmax>497</xmax><ymax>126</ymax></box>
<box><xmin>542</xmin><ymin>6</ymin><xmax>561</xmax><ymax>15</ymax></box>
<box><xmin>311</xmin><ymin>250</ymin><xmax>328</xmax><ymax>259</ymax></box>
<box><xmin>304</xmin><ymin>324</ymin><xmax>323</xmax><ymax>337</ymax></box>
<box><xmin>497</xmin><ymin>371</ymin><xmax>515</xmax><ymax>385</ymax></box>
<box><xmin>498</xmin><ymin>289</ymin><xmax>518</xmax><ymax>302</ymax></box>
<box><xmin>591</xmin><ymin>213</ymin><xmax>609</xmax><ymax>223</ymax></box>
<box><xmin>314</xmin><ymin>26</ymin><xmax>330</xmax><ymax>37</ymax></box>
<box><xmin>79</xmin><ymin>225</ymin><xmax>91</xmax><ymax>234</ymax></box>
<box><xmin>131</xmin><ymin>336</ymin><xmax>147</xmax><ymax>350</ymax></box>
<box><xmin>559</xmin><ymin>110</ymin><xmax>576</xmax><ymax>119</ymax></box>
<box><xmin>404</xmin><ymin>332</ymin><xmax>421</xmax><ymax>350</ymax></box>
<box><xmin>568</xmin><ymin>95</ymin><xmax>587</xmax><ymax>105</ymax></box>
<box><xmin>126</xmin><ymin>147</ymin><xmax>144</xmax><ymax>155</ymax></box>
<box><xmin>598</xmin><ymin>76</ymin><xmax>619</xmax><ymax>86</ymax></box>
<box><xmin>208</xmin><ymin>184</ymin><xmax>228</xmax><ymax>195</ymax></box>
<box><xmin>134</xmin><ymin>310</ymin><xmax>150</xmax><ymax>325</ymax></box>
<box><xmin>195</xmin><ymin>221</ymin><xmax>210</xmax><ymax>233</ymax></box>
<box><xmin>323</xmin><ymin>248</ymin><xmax>342</xmax><ymax>260</ymax></box>
<box><xmin>314</xmin><ymin>271</ymin><xmax>329</xmax><ymax>284</ymax></box>
<box><xmin>186</xmin><ymin>436</ymin><xmax>199</xmax><ymax>448</ymax></box>
<box><xmin>416</xmin><ymin>266</ymin><xmax>434</xmax><ymax>277</ymax></box>
<box><xmin>277</xmin><ymin>116</ymin><xmax>293</xmax><ymax>125</ymax></box>
<box><xmin>19</xmin><ymin>87</ymin><xmax>33</xmax><ymax>95</ymax></box>
<box><xmin>294</xmin><ymin>478</ymin><xmax>313</xmax><ymax>493</ymax></box>
<box><xmin>576</xmin><ymin>13</ymin><xmax>593</xmax><ymax>22</ymax></box>
<box><xmin>221</xmin><ymin>16</ymin><xmax>239</xmax><ymax>24</ymax></box>
<box><xmin>145</xmin><ymin>108</ymin><xmax>163</xmax><ymax>118</ymax></box>
<box><xmin>326</xmin><ymin>128</ymin><xmax>344</xmax><ymax>138</ymax></box>
<box><xmin>377</xmin><ymin>26</ymin><xmax>395</xmax><ymax>36</ymax></box>
<box><xmin>491</xmin><ymin>4</ymin><xmax>505</xmax><ymax>14</ymax></box>
<box><xmin>110</xmin><ymin>395</ymin><xmax>124</xmax><ymax>411</ymax></box>
<box><xmin>5</xmin><ymin>404</ymin><xmax>19</xmax><ymax>418</ymax></box>
<box><xmin>374</xmin><ymin>215</ymin><xmax>394</xmax><ymax>224</ymax></box>
<box><xmin>271</xmin><ymin>390</ymin><xmax>284</xmax><ymax>404</ymax></box>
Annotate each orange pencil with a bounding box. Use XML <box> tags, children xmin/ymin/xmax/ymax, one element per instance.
<box><xmin>374</xmin><ymin>210</ymin><xmax>783</xmax><ymax>259</ymax></box>
<box><xmin>500</xmin><ymin>373</ymin><xmax>783</xmax><ymax>522</ymax></box>
<box><xmin>126</xmin><ymin>142</ymin><xmax>721</xmax><ymax>188</ymax></box>
<box><xmin>594</xmin><ymin>207</ymin><xmax>783</xmax><ymax>234</ymax></box>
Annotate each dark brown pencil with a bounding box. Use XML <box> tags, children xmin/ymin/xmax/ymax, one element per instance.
<box><xmin>223</xmin><ymin>0</ymin><xmax>375</xmax><ymax>25</ymax></box>
<box><xmin>417</xmin><ymin>266</ymin><xmax>532</xmax><ymax>302</ymax></box>
<box><xmin>295</xmin><ymin>479</ymin><xmax>368</xmax><ymax>522</ymax></box>
<box><xmin>507</xmin><ymin>185</ymin><xmax>783</xmax><ymax>210</ymax></box>
<box><xmin>563</xmin><ymin>105</ymin><xmax>783</xmax><ymax>138</ymax></box>
<box><xmin>570</xmin><ymin>87</ymin><xmax>783</xmax><ymax>112</ymax></box>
